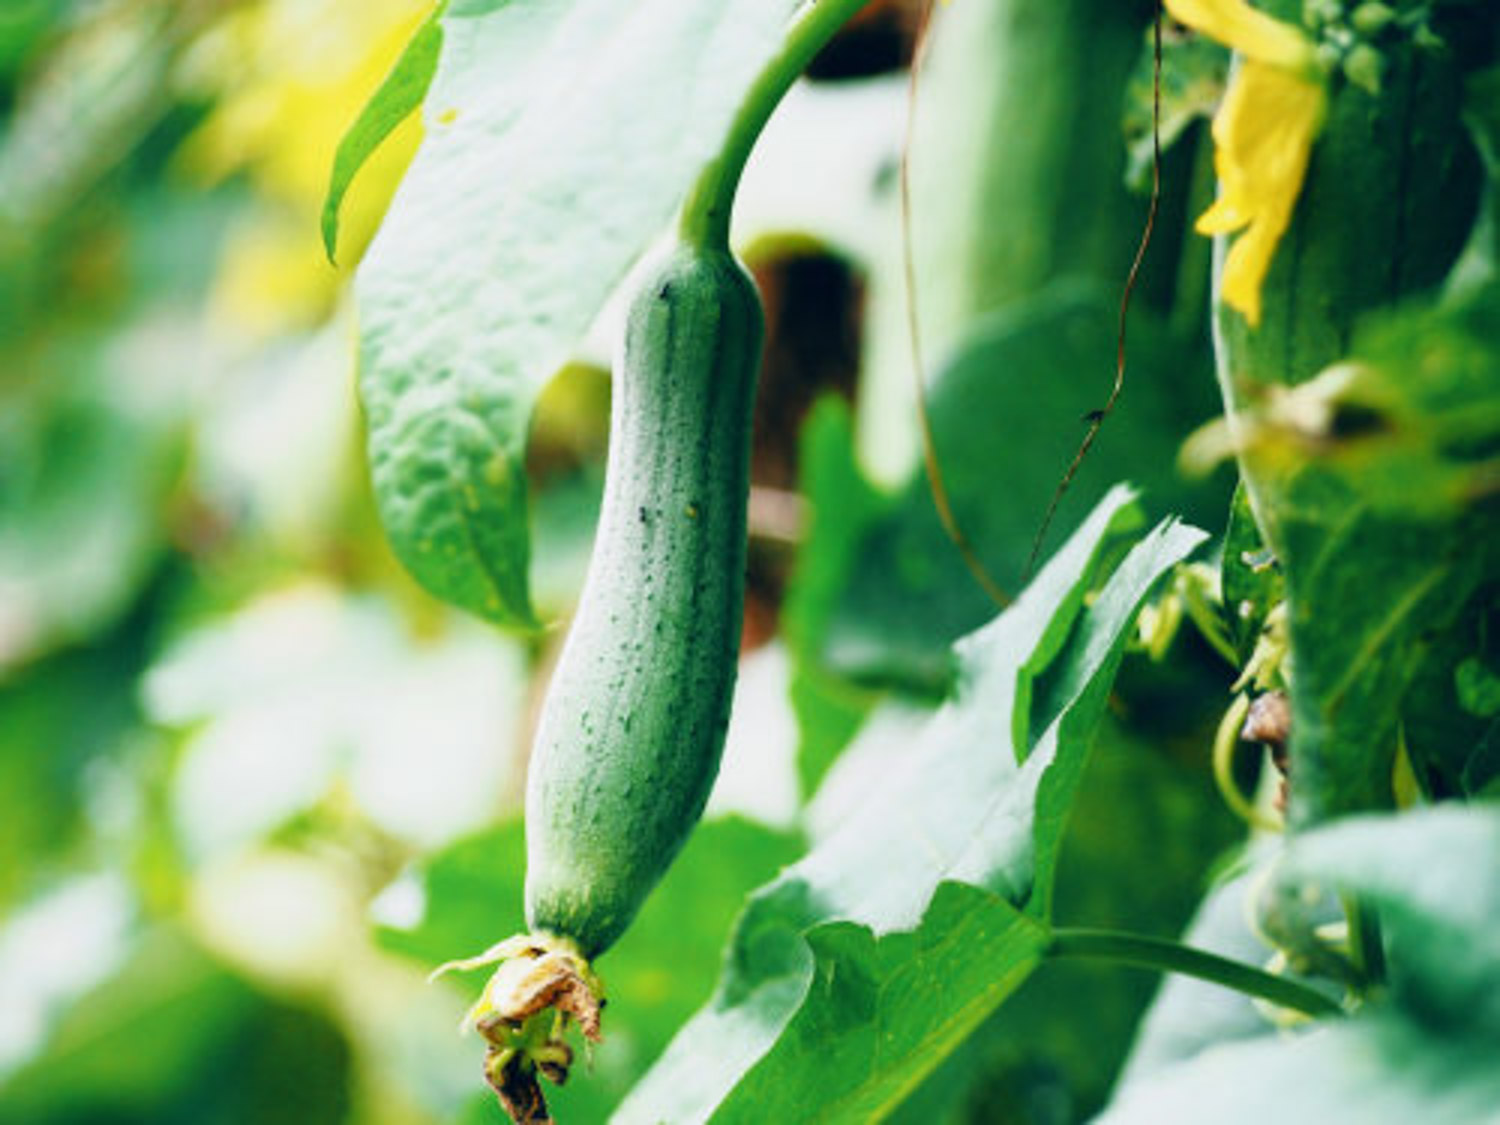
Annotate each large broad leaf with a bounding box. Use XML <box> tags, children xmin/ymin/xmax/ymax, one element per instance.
<box><xmin>355</xmin><ymin>0</ymin><xmax>804</xmax><ymax>627</ymax></box>
<box><xmin>615</xmin><ymin>488</ymin><xmax>1205</xmax><ymax>1124</ymax></box>
<box><xmin>1204</xmin><ymin>21</ymin><xmax>1493</xmax><ymax>826</ymax></box>
<box><xmin>888</xmin><ymin>715</ymin><xmax>1242</xmax><ymax>1125</ymax></box>
<box><xmin>801</xmin><ymin>285</ymin><xmax>1224</xmax><ymax>694</ymax></box>
<box><xmin>1275</xmin><ymin>804</ymin><xmax>1500</xmax><ymax>1037</ymax></box>
<box><xmin>1233</xmin><ymin>288</ymin><xmax>1500</xmax><ymax>824</ymax></box>
<box><xmin>1098</xmin><ymin>805</ymin><xmax>1500</xmax><ymax>1125</ymax></box>
<box><xmin>1097</xmin><ymin>1014</ymin><xmax>1500</xmax><ymax>1125</ymax></box>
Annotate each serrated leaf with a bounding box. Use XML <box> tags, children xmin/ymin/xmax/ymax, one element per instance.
<box><xmin>356</xmin><ymin>0</ymin><xmax>803</xmax><ymax>626</ymax></box>
<box><xmin>320</xmin><ymin>1</ymin><xmax>447</xmax><ymax>264</ymax></box>
<box><xmin>616</xmin><ymin>489</ymin><xmax>1205</xmax><ymax>1124</ymax></box>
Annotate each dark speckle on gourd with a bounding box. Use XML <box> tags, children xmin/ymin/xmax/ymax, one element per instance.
<box><xmin>523</xmin><ymin>243</ymin><xmax>763</xmax><ymax>960</ymax></box>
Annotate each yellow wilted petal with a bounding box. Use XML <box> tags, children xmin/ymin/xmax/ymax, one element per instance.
<box><xmin>1164</xmin><ymin>0</ymin><xmax>1317</xmax><ymax>71</ymax></box>
<box><xmin>1196</xmin><ymin>195</ymin><xmax>1252</xmax><ymax>235</ymax></box>
<box><xmin>1198</xmin><ymin>59</ymin><xmax>1327</xmax><ymax>326</ymax></box>
<box><xmin>1219</xmin><ymin>202</ymin><xmax>1282</xmax><ymax>326</ymax></box>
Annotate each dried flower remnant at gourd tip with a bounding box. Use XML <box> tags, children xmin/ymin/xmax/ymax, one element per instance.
<box><xmin>430</xmin><ymin>933</ymin><xmax>604</xmax><ymax>1125</ymax></box>
<box><xmin>1165</xmin><ymin>0</ymin><xmax>1329</xmax><ymax>327</ymax></box>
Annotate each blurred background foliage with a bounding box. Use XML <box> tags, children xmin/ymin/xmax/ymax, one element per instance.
<box><xmin>0</xmin><ymin>1</ymin><xmax>1243</xmax><ymax>1122</ymax></box>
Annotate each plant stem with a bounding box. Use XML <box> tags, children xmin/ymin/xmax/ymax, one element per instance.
<box><xmin>1343</xmin><ymin>893</ymin><xmax>1387</xmax><ymax>988</ymax></box>
<box><xmin>1048</xmin><ymin>927</ymin><xmax>1343</xmax><ymax>1019</ymax></box>
<box><xmin>679</xmin><ymin>0</ymin><xmax>875</xmax><ymax>250</ymax></box>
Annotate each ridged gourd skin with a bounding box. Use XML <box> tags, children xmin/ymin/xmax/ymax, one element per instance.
<box><xmin>523</xmin><ymin>244</ymin><xmax>764</xmax><ymax>960</ymax></box>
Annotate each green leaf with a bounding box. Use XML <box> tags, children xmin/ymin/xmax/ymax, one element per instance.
<box><xmin>1232</xmin><ymin>290</ymin><xmax>1500</xmax><ymax>824</ymax></box>
<box><xmin>810</xmin><ymin>286</ymin><xmax>1224</xmax><ymax>693</ymax></box>
<box><xmin>0</xmin><ymin>643</ymin><xmax>144</xmax><ymax>908</ymax></box>
<box><xmin>616</xmin><ymin>489</ymin><xmax>1205</xmax><ymax>1124</ymax></box>
<box><xmin>320</xmin><ymin>1</ymin><xmax>447</xmax><ymax>264</ymax></box>
<box><xmin>1401</xmin><ymin>589</ymin><xmax>1500</xmax><ymax>799</ymax></box>
<box><xmin>784</xmin><ymin>398</ymin><xmax>886</xmax><ymax>794</ymax></box>
<box><xmin>1102</xmin><ymin>806</ymin><xmax>1500</xmax><ymax>1125</ymax></box>
<box><xmin>0</xmin><ymin>361</ymin><xmax>182</xmax><ymax>672</ymax></box>
<box><xmin>1220</xmin><ymin>482</ymin><xmax>1282</xmax><ymax>665</ymax></box>
<box><xmin>0</xmin><ymin>930</ymin><xmax>351</xmax><ymax>1125</ymax></box>
<box><xmin>0</xmin><ymin>0</ymin><xmax>53</xmax><ymax>76</ymax></box>
<box><xmin>1276</xmin><ymin>504</ymin><xmax>1467</xmax><ymax>820</ymax></box>
<box><xmin>1122</xmin><ymin>29</ymin><xmax>1227</xmax><ymax>190</ymax></box>
<box><xmin>356</xmin><ymin>0</ymin><xmax>804</xmax><ymax>626</ymax></box>
<box><xmin>377</xmin><ymin>816</ymin><xmax>800</xmax><ymax>1120</ymax></box>
<box><xmin>1097</xmin><ymin>1013</ymin><xmax>1500</xmax><ymax>1125</ymax></box>
<box><xmin>1204</xmin><ymin>24</ymin><xmax>1494</xmax><ymax>826</ymax></box>
<box><xmin>893</xmin><ymin>715</ymin><xmax>1243</xmax><ymax>1124</ymax></box>
<box><xmin>1276</xmin><ymin>804</ymin><xmax>1500</xmax><ymax>1036</ymax></box>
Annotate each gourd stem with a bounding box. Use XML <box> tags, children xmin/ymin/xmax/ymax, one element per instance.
<box><xmin>1047</xmin><ymin>927</ymin><xmax>1344</xmax><ymax>1019</ymax></box>
<box><xmin>679</xmin><ymin>0</ymin><xmax>875</xmax><ymax>250</ymax></box>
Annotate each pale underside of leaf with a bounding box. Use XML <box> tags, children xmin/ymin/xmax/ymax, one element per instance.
<box><xmin>1096</xmin><ymin>1014</ymin><xmax>1500</xmax><ymax>1125</ymax></box>
<box><xmin>1107</xmin><ymin>805</ymin><xmax>1500</xmax><ymax>1123</ymax></box>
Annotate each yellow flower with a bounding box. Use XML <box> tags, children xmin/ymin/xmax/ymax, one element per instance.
<box><xmin>1165</xmin><ymin>0</ymin><xmax>1328</xmax><ymax>327</ymax></box>
<box><xmin>1167</xmin><ymin>0</ymin><xmax>1318</xmax><ymax>70</ymax></box>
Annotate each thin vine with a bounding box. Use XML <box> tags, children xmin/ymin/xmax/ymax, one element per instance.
<box><xmin>901</xmin><ymin>0</ymin><xmax>1012</xmax><ymax>608</ymax></box>
<box><xmin>1025</xmin><ymin>0</ymin><xmax>1165</xmax><ymax>580</ymax></box>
